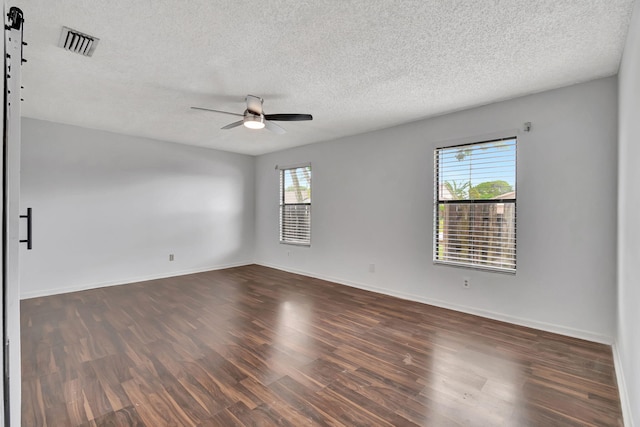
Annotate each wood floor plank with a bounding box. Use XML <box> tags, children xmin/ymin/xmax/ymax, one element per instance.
<box><xmin>88</xmin><ymin>406</ymin><xmax>145</xmax><ymax>427</ymax></box>
<box><xmin>21</xmin><ymin>376</ymin><xmax>46</xmax><ymax>426</ymax></box>
<box><xmin>22</xmin><ymin>264</ymin><xmax>624</xmax><ymax>426</ymax></box>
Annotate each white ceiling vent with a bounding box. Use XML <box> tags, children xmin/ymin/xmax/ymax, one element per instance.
<box><xmin>58</xmin><ymin>26</ymin><xmax>99</xmax><ymax>57</ymax></box>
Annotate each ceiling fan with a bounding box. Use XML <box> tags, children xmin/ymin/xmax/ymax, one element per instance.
<box><xmin>191</xmin><ymin>95</ymin><xmax>313</xmax><ymax>134</ymax></box>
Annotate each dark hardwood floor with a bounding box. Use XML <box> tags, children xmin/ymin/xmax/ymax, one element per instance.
<box><xmin>21</xmin><ymin>264</ymin><xmax>623</xmax><ymax>426</ymax></box>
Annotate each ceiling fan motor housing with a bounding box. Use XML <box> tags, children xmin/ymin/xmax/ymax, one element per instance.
<box><xmin>243</xmin><ymin>112</ymin><xmax>265</xmax><ymax>129</ymax></box>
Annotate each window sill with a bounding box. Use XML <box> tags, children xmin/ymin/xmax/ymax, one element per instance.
<box><xmin>280</xmin><ymin>241</ymin><xmax>311</xmax><ymax>247</ymax></box>
<box><xmin>433</xmin><ymin>260</ymin><xmax>516</xmax><ymax>275</ymax></box>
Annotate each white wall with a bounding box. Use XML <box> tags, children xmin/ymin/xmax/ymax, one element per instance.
<box><xmin>617</xmin><ymin>0</ymin><xmax>640</xmax><ymax>424</ymax></box>
<box><xmin>255</xmin><ymin>77</ymin><xmax>618</xmax><ymax>343</ymax></box>
<box><xmin>20</xmin><ymin>118</ymin><xmax>255</xmax><ymax>298</ymax></box>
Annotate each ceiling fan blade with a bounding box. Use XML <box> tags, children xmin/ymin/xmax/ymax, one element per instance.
<box><xmin>246</xmin><ymin>95</ymin><xmax>263</xmax><ymax>115</ymax></box>
<box><xmin>221</xmin><ymin>120</ymin><xmax>244</xmax><ymax>130</ymax></box>
<box><xmin>264</xmin><ymin>120</ymin><xmax>286</xmax><ymax>134</ymax></box>
<box><xmin>191</xmin><ymin>107</ymin><xmax>243</xmax><ymax>117</ymax></box>
<box><xmin>264</xmin><ymin>113</ymin><xmax>313</xmax><ymax>121</ymax></box>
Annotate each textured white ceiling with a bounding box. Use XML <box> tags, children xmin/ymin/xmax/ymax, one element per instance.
<box><xmin>14</xmin><ymin>0</ymin><xmax>635</xmax><ymax>155</ymax></box>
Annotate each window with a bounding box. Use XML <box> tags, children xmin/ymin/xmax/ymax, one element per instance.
<box><xmin>279</xmin><ymin>164</ymin><xmax>311</xmax><ymax>245</ymax></box>
<box><xmin>434</xmin><ymin>137</ymin><xmax>516</xmax><ymax>272</ymax></box>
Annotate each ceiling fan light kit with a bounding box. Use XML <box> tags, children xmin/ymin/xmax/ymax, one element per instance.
<box><xmin>191</xmin><ymin>95</ymin><xmax>312</xmax><ymax>134</ymax></box>
<box><xmin>243</xmin><ymin>114</ymin><xmax>265</xmax><ymax>129</ymax></box>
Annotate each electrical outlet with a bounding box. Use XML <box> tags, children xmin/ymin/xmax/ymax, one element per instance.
<box><xmin>169</xmin><ymin>254</ymin><xmax>174</xmax><ymax>261</ymax></box>
<box><xmin>369</xmin><ymin>263</ymin><xmax>375</xmax><ymax>273</ymax></box>
<box><xmin>463</xmin><ymin>277</ymin><xmax>470</xmax><ymax>288</ymax></box>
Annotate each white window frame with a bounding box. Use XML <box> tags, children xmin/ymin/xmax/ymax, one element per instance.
<box><xmin>433</xmin><ymin>136</ymin><xmax>517</xmax><ymax>273</ymax></box>
<box><xmin>278</xmin><ymin>163</ymin><xmax>311</xmax><ymax>246</ymax></box>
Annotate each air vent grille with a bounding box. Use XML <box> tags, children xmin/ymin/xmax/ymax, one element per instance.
<box><xmin>58</xmin><ymin>26</ymin><xmax>99</xmax><ymax>57</ymax></box>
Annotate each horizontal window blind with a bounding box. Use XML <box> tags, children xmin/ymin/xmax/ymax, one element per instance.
<box><xmin>434</xmin><ymin>138</ymin><xmax>517</xmax><ymax>272</ymax></box>
<box><xmin>280</xmin><ymin>165</ymin><xmax>311</xmax><ymax>245</ymax></box>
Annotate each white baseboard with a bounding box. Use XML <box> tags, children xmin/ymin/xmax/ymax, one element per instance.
<box><xmin>256</xmin><ymin>261</ymin><xmax>614</xmax><ymax>345</ymax></box>
<box><xmin>613</xmin><ymin>342</ymin><xmax>634</xmax><ymax>427</ymax></box>
<box><xmin>20</xmin><ymin>260</ymin><xmax>253</xmax><ymax>300</ymax></box>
